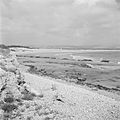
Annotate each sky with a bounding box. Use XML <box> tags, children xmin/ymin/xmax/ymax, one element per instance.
<box><xmin>0</xmin><ymin>0</ymin><xmax>2</xmax><ymax>44</ymax></box>
<box><xmin>1</xmin><ymin>0</ymin><xmax>120</xmax><ymax>47</ymax></box>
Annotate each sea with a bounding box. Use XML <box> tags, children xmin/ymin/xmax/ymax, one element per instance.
<box><xmin>20</xmin><ymin>47</ymin><xmax>120</xmax><ymax>63</ymax></box>
<box><xmin>71</xmin><ymin>50</ymin><xmax>120</xmax><ymax>63</ymax></box>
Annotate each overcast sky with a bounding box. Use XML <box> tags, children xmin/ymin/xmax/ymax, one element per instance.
<box><xmin>1</xmin><ymin>0</ymin><xmax>120</xmax><ymax>47</ymax></box>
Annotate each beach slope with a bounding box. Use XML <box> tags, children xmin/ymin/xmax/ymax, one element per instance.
<box><xmin>24</xmin><ymin>72</ymin><xmax>120</xmax><ymax>120</ymax></box>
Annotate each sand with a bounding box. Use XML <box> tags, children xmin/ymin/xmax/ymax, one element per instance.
<box><xmin>24</xmin><ymin>72</ymin><xmax>120</xmax><ymax>120</ymax></box>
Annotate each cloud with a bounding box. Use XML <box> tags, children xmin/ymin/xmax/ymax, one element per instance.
<box><xmin>1</xmin><ymin>0</ymin><xmax>120</xmax><ymax>47</ymax></box>
<box><xmin>74</xmin><ymin>0</ymin><xmax>116</xmax><ymax>5</ymax></box>
<box><xmin>116</xmin><ymin>0</ymin><xmax>120</xmax><ymax>3</ymax></box>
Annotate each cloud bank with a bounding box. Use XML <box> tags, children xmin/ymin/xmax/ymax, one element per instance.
<box><xmin>1</xmin><ymin>0</ymin><xmax>120</xmax><ymax>47</ymax></box>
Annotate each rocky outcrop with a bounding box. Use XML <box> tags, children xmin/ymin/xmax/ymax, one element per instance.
<box><xmin>0</xmin><ymin>48</ymin><xmax>42</xmax><ymax>120</ymax></box>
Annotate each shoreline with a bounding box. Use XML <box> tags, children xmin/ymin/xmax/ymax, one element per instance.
<box><xmin>25</xmin><ymin>71</ymin><xmax>120</xmax><ymax>101</ymax></box>
<box><xmin>22</xmin><ymin>72</ymin><xmax>120</xmax><ymax>120</ymax></box>
<box><xmin>16</xmin><ymin>48</ymin><xmax>120</xmax><ymax>101</ymax></box>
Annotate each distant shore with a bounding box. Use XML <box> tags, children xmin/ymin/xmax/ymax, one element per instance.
<box><xmin>11</xmin><ymin>48</ymin><xmax>120</xmax><ymax>56</ymax></box>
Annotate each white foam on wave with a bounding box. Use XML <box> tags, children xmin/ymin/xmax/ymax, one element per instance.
<box><xmin>70</xmin><ymin>55</ymin><xmax>93</xmax><ymax>61</ymax></box>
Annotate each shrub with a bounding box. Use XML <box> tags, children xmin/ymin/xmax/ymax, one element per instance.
<box><xmin>1</xmin><ymin>104</ymin><xmax>18</xmax><ymax>112</ymax></box>
<box><xmin>22</xmin><ymin>93</ymin><xmax>35</xmax><ymax>101</ymax></box>
<box><xmin>4</xmin><ymin>97</ymin><xmax>14</xmax><ymax>103</ymax></box>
